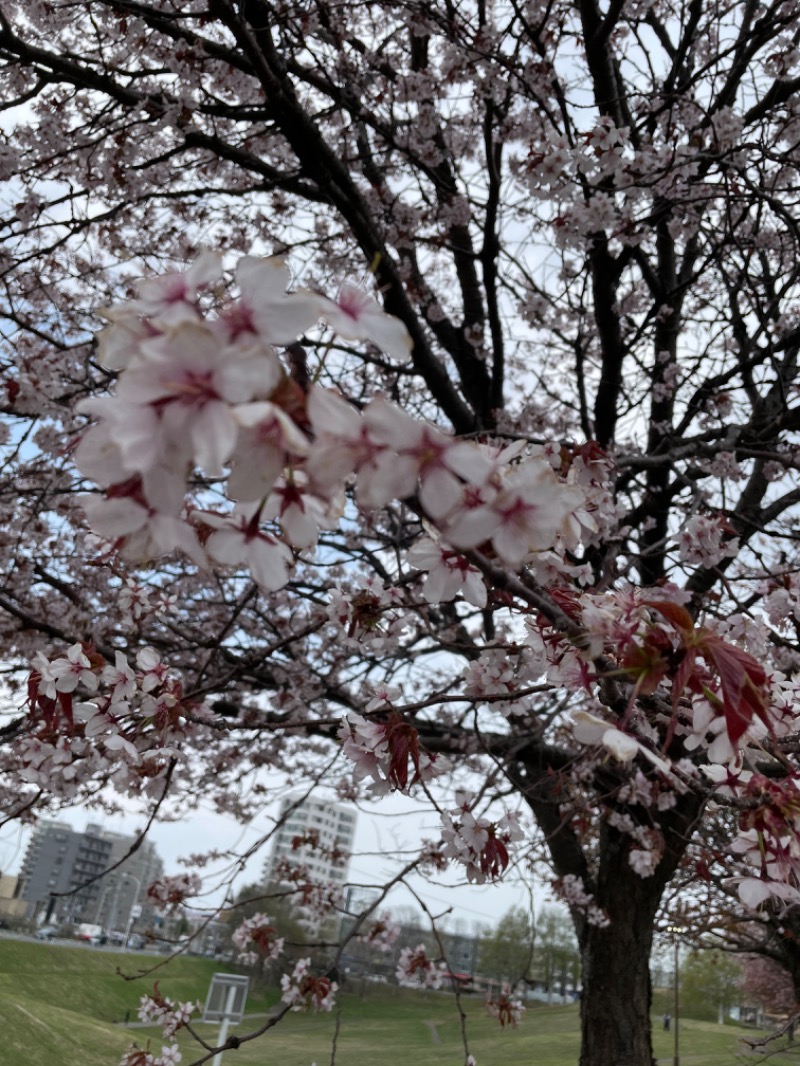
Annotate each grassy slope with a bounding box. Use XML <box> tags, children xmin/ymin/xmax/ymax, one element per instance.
<box><xmin>0</xmin><ymin>938</ymin><xmax>266</xmax><ymax>1066</ymax></box>
<box><xmin>2</xmin><ymin>939</ymin><xmax>795</xmax><ymax>1066</ymax></box>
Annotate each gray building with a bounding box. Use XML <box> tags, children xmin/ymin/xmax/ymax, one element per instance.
<box><xmin>15</xmin><ymin>820</ymin><xmax>163</xmax><ymax>934</ymax></box>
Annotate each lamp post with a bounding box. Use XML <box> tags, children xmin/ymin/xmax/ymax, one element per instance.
<box><xmin>667</xmin><ymin>926</ymin><xmax>685</xmax><ymax>1066</ymax></box>
<box><xmin>123</xmin><ymin>874</ymin><xmax>142</xmax><ymax>944</ymax></box>
<box><xmin>673</xmin><ymin>935</ymin><xmax>680</xmax><ymax>1066</ymax></box>
<box><xmin>94</xmin><ymin>879</ymin><xmax>116</xmax><ymax>928</ymax></box>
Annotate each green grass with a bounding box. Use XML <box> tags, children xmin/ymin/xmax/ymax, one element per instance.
<box><xmin>139</xmin><ymin>987</ymin><xmax>795</xmax><ymax>1066</ymax></box>
<box><xmin>2</xmin><ymin>939</ymin><xmax>797</xmax><ymax>1066</ymax></box>
<box><xmin>0</xmin><ymin>938</ymin><xmax>267</xmax><ymax>1066</ymax></box>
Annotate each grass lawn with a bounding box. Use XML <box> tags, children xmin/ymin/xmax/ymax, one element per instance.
<box><xmin>146</xmin><ymin>988</ymin><xmax>793</xmax><ymax>1066</ymax></box>
<box><xmin>2</xmin><ymin>937</ymin><xmax>798</xmax><ymax>1066</ymax></box>
<box><xmin>0</xmin><ymin>937</ymin><xmax>268</xmax><ymax>1066</ymax></box>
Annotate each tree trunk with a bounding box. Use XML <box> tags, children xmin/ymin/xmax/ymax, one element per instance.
<box><xmin>578</xmin><ymin>896</ymin><xmax>658</xmax><ymax>1066</ymax></box>
<box><xmin>575</xmin><ymin>797</ymin><xmax>705</xmax><ymax>1066</ymax></box>
<box><xmin>516</xmin><ymin>749</ymin><xmax>706</xmax><ymax>1066</ymax></box>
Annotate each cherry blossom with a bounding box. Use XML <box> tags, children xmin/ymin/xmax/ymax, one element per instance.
<box><xmin>406</xmin><ymin>535</ymin><xmax>487</xmax><ymax>607</ymax></box>
<box><xmin>228</xmin><ymin>402</ymin><xmax>311</xmax><ymax>502</ymax></box>
<box><xmin>319</xmin><ymin>283</ymin><xmax>413</xmax><ymax>363</ymax></box>
<box><xmin>232</xmin><ymin>913</ymin><xmax>285</xmax><ymax>966</ymax></box>
<box><xmin>440</xmin><ymin>793</ymin><xmax>524</xmax><ymax>884</ymax></box>
<box><xmin>280</xmin><ymin>959</ymin><xmax>338</xmax><ymax>1012</ymax></box>
<box><xmin>445</xmin><ymin>459</ymin><xmax>585</xmax><ymax>567</ymax></box>
<box><xmin>32</xmin><ymin>644</ymin><xmax>99</xmax><ymax>699</ymax></box>
<box><xmin>570</xmin><ymin>711</ymin><xmax>672</xmax><ymax>777</ymax></box>
<box><xmin>227</xmin><ymin>256</ymin><xmax>324</xmax><ymax>346</ymax></box>
<box><xmin>115</xmin><ymin>320</ymin><xmax>279</xmax><ymax>476</ymax></box>
<box><xmin>396</xmin><ymin>945</ymin><xmax>447</xmax><ymax>989</ymax></box>
<box><xmin>198</xmin><ymin>505</ymin><xmax>293</xmax><ymax>592</ymax></box>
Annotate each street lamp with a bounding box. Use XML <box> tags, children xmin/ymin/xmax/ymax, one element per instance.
<box><xmin>123</xmin><ymin>874</ymin><xmax>142</xmax><ymax>944</ymax></box>
<box><xmin>94</xmin><ymin>878</ymin><xmax>116</xmax><ymax>928</ymax></box>
<box><xmin>667</xmin><ymin>926</ymin><xmax>686</xmax><ymax>1066</ymax></box>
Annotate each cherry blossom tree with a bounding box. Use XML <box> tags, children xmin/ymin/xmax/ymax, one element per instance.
<box><xmin>3</xmin><ymin>3</ymin><xmax>800</xmax><ymax>1066</ymax></box>
<box><xmin>740</xmin><ymin>954</ymin><xmax>796</xmax><ymax>1018</ymax></box>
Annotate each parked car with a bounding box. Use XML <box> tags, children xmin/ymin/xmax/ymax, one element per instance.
<box><xmin>34</xmin><ymin>925</ymin><xmax>59</xmax><ymax>940</ymax></box>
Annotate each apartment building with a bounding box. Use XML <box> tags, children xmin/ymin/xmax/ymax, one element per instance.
<box><xmin>15</xmin><ymin>820</ymin><xmax>163</xmax><ymax>932</ymax></box>
<box><xmin>262</xmin><ymin>795</ymin><xmax>357</xmax><ymax>889</ymax></box>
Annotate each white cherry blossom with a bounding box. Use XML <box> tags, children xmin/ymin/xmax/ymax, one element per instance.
<box><xmin>319</xmin><ymin>283</ymin><xmax>412</xmax><ymax>363</ymax></box>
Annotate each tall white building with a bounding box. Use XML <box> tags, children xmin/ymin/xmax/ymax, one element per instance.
<box><xmin>262</xmin><ymin>795</ymin><xmax>357</xmax><ymax>889</ymax></box>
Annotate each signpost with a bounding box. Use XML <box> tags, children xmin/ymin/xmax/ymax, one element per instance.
<box><xmin>202</xmin><ymin>974</ymin><xmax>250</xmax><ymax>1066</ymax></box>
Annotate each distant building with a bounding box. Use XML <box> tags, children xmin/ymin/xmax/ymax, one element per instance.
<box><xmin>341</xmin><ymin>912</ymin><xmax>482</xmax><ymax>983</ymax></box>
<box><xmin>15</xmin><ymin>820</ymin><xmax>163</xmax><ymax>932</ymax></box>
<box><xmin>262</xmin><ymin>795</ymin><xmax>357</xmax><ymax>889</ymax></box>
<box><xmin>0</xmin><ymin>872</ymin><xmax>27</xmax><ymax>923</ymax></box>
<box><xmin>343</xmin><ymin>885</ymin><xmax>382</xmax><ymax>917</ymax></box>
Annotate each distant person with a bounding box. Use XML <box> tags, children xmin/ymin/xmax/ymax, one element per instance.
<box><xmin>663</xmin><ymin>1013</ymin><xmax>671</xmax><ymax>1031</ymax></box>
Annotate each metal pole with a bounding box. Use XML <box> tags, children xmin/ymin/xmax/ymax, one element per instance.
<box><xmin>124</xmin><ymin>875</ymin><xmax>142</xmax><ymax>943</ymax></box>
<box><xmin>108</xmin><ymin>877</ymin><xmax>123</xmax><ymax>933</ymax></box>
<box><xmin>673</xmin><ymin>936</ymin><xmax>680</xmax><ymax>1066</ymax></box>
<box><xmin>211</xmin><ymin>985</ymin><xmax>238</xmax><ymax>1066</ymax></box>
<box><xmin>94</xmin><ymin>884</ymin><xmax>112</xmax><ymax>926</ymax></box>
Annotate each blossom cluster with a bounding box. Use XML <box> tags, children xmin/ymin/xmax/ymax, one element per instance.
<box><xmin>339</xmin><ymin>710</ymin><xmax>446</xmax><ymax>796</ymax></box>
<box><xmin>137</xmin><ymin>986</ymin><xmax>198</xmax><ymax>1039</ymax></box>
<box><xmin>21</xmin><ymin>643</ymin><xmax>197</xmax><ymax>798</ymax></box>
<box><xmin>719</xmin><ymin>771</ymin><xmax>800</xmax><ymax>907</ymax></box>
<box><xmin>120</xmin><ymin>1044</ymin><xmax>182</xmax><ymax>1066</ymax></box>
<box><xmin>74</xmin><ymin>254</ymin><xmax>590</xmax><ymax>594</ymax></box>
<box><xmin>440</xmin><ymin>792</ymin><xmax>524</xmax><ymax>883</ymax></box>
<box><xmin>271</xmin><ymin>859</ymin><xmax>341</xmax><ymax>927</ymax></box>
<box><xmin>396</xmin><ymin>944</ymin><xmax>448</xmax><ymax>989</ymax></box>
<box><xmin>358</xmin><ymin>911</ymin><xmax>401</xmax><ymax>952</ymax></box>
<box><xmin>117</xmin><ymin>579</ymin><xmax>177</xmax><ymax>628</ymax></box>
<box><xmin>677</xmin><ymin>513</ymin><xmax>739</xmax><ymax>568</ymax></box>
<box><xmin>146</xmin><ymin>873</ymin><xmax>203</xmax><ymax>911</ymax></box>
<box><xmin>232</xmin><ymin>913</ymin><xmax>285</xmax><ymax>967</ymax></box>
<box><xmin>326</xmin><ymin>578</ymin><xmax>409</xmax><ymax>654</ymax></box>
<box><xmin>485</xmin><ymin>986</ymin><xmax>526</xmax><ymax>1028</ymax></box>
<box><xmin>552</xmin><ymin>874</ymin><xmax>610</xmax><ymax>928</ymax></box>
<box><xmin>280</xmin><ymin>958</ymin><xmax>338</xmax><ymax>1011</ymax></box>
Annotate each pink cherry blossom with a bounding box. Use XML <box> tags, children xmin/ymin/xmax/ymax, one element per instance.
<box><xmin>226</xmin><ymin>256</ymin><xmax>324</xmax><ymax>346</ymax></box>
<box><xmin>319</xmin><ymin>282</ymin><xmax>412</xmax><ymax>363</ymax></box>
<box><xmin>200</xmin><ymin>504</ymin><xmax>293</xmax><ymax>591</ymax></box>
<box><xmin>228</xmin><ymin>401</ymin><xmax>311</xmax><ymax>501</ymax></box>
<box><xmin>118</xmin><ymin>321</ymin><xmax>280</xmax><ymax>475</ymax></box>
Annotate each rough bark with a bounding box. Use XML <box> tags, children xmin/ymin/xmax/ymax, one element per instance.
<box><xmin>578</xmin><ymin>861</ymin><xmax>661</xmax><ymax>1066</ymax></box>
<box><xmin>575</xmin><ymin>793</ymin><xmax>707</xmax><ymax>1066</ymax></box>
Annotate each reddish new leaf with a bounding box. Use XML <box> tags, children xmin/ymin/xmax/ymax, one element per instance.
<box><xmin>644</xmin><ymin>600</ymin><xmax>696</xmax><ymax>639</ymax></box>
<box><xmin>384</xmin><ymin>714</ymin><xmax>423</xmax><ymax>791</ymax></box>
<box><xmin>620</xmin><ymin>635</ymin><xmax>670</xmax><ymax>695</ymax></box>
<box><xmin>698</xmin><ymin>633</ymin><xmax>770</xmax><ymax>746</ymax></box>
